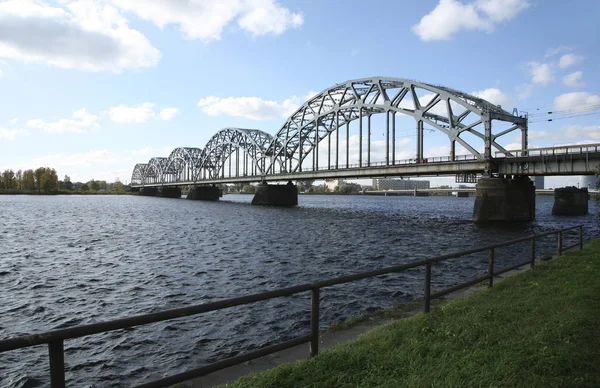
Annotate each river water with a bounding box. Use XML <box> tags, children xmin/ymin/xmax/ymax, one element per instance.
<box><xmin>0</xmin><ymin>194</ymin><xmax>597</xmax><ymax>387</ymax></box>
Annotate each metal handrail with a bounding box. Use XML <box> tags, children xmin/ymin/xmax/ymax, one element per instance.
<box><xmin>495</xmin><ymin>143</ymin><xmax>600</xmax><ymax>158</ymax></box>
<box><xmin>0</xmin><ymin>225</ymin><xmax>584</xmax><ymax>387</ymax></box>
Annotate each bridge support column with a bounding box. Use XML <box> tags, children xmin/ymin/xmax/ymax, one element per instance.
<box><xmin>158</xmin><ymin>186</ymin><xmax>182</xmax><ymax>198</ymax></box>
<box><xmin>251</xmin><ymin>181</ymin><xmax>298</xmax><ymax>206</ymax></box>
<box><xmin>139</xmin><ymin>187</ymin><xmax>159</xmax><ymax>196</ymax></box>
<box><xmin>187</xmin><ymin>185</ymin><xmax>222</xmax><ymax>201</ymax></box>
<box><xmin>552</xmin><ymin>187</ymin><xmax>589</xmax><ymax>216</ymax></box>
<box><xmin>473</xmin><ymin>176</ymin><xmax>535</xmax><ymax>222</ymax></box>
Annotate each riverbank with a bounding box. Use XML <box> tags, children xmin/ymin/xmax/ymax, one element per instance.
<box><xmin>218</xmin><ymin>239</ymin><xmax>600</xmax><ymax>388</ymax></box>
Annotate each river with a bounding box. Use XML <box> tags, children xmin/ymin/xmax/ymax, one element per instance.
<box><xmin>0</xmin><ymin>194</ymin><xmax>597</xmax><ymax>387</ymax></box>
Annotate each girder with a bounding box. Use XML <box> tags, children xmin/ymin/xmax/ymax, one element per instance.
<box><xmin>131</xmin><ymin>76</ymin><xmax>530</xmax><ymax>187</ymax></box>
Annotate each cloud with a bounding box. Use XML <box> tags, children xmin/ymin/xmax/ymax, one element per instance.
<box><xmin>0</xmin><ymin>68</ymin><xmax>3</xmax><ymax>77</ymax></box>
<box><xmin>545</xmin><ymin>46</ymin><xmax>572</xmax><ymax>58</ymax></box>
<box><xmin>0</xmin><ymin>0</ymin><xmax>161</xmax><ymax>72</ymax></box>
<box><xmin>0</xmin><ymin>127</ymin><xmax>28</xmax><ymax>140</ymax></box>
<box><xmin>107</xmin><ymin>0</ymin><xmax>303</xmax><ymax>41</ymax></box>
<box><xmin>516</xmin><ymin>83</ymin><xmax>533</xmax><ymax>100</ymax></box>
<box><xmin>26</xmin><ymin>108</ymin><xmax>100</xmax><ymax>133</ymax></box>
<box><xmin>561</xmin><ymin>125</ymin><xmax>600</xmax><ymax>140</ymax></box>
<box><xmin>554</xmin><ymin>92</ymin><xmax>600</xmax><ymax>111</ymax></box>
<box><xmin>107</xmin><ymin>103</ymin><xmax>179</xmax><ymax>123</ymax></box>
<box><xmin>159</xmin><ymin>107</ymin><xmax>179</xmax><ymax>120</ymax></box>
<box><xmin>528</xmin><ymin>62</ymin><xmax>554</xmax><ymax>85</ymax></box>
<box><xmin>412</xmin><ymin>0</ymin><xmax>529</xmax><ymax>41</ymax></box>
<box><xmin>9</xmin><ymin>118</ymin><xmax>18</xmax><ymax>125</ymax></box>
<box><xmin>197</xmin><ymin>92</ymin><xmax>316</xmax><ymax>120</ymax></box>
<box><xmin>471</xmin><ymin>88</ymin><xmax>511</xmax><ymax>108</ymax></box>
<box><xmin>563</xmin><ymin>71</ymin><xmax>584</xmax><ymax>88</ymax></box>
<box><xmin>558</xmin><ymin>53</ymin><xmax>583</xmax><ymax>69</ymax></box>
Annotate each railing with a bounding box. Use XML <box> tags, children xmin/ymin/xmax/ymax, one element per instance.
<box><xmin>0</xmin><ymin>225</ymin><xmax>584</xmax><ymax>388</ymax></box>
<box><xmin>495</xmin><ymin>143</ymin><xmax>600</xmax><ymax>158</ymax></box>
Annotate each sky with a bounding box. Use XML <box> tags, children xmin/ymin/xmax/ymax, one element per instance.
<box><xmin>0</xmin><ymin>0</ymin><xmax>598</xmax><ymax>187</ymax></box>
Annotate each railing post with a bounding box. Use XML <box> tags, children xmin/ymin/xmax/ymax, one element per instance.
<box><xmin>488</xmin><ymin>248</ymin><xmax>495</xmax><ymax>287</ymax></box>
<box><xmin>530</xmin><ymin>237</ymin><xmax>536</xmax><ymax>268</ymax></box>
<box><xmin>310</xmin><ymin>287</ymin><xmax>320</xmax><ymax>357</ymax></box>
<box><xmin>424</xmin><ymin>262</ymin><xmax>431</xmax><ymax>313</ymax></box>
<box><xmin>558</xmin><ymin>231</ymin><xmax>563</xmax><ymax>256</ymax></box>
<box><xmin>49</xmin><ymin>340</ymin><xmax>65</xmax><ymax>388</ymax></box>
<box><xmin>579</xmin><ymin>226</ymin><xmax>583</xmax><ymax>250</ymax></box>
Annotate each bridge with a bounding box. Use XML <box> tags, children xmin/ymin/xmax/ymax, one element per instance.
<box><xmin>130</xmin><ymin>77</ymin><xmax>600</xmax><ymax>221</ymax></box>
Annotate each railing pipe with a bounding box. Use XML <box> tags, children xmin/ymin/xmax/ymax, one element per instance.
<box><xmin>488</xmin><ymin>247</ymin><xmax>495</xmax><ymax>287</ymax></box>
<box><xmin>310</xmin><ymin>287</ymin><xmax>320</xmax><ymax>357</ymax></box>
<box><xmin>49</xmin><ymin>340</ymin><xmax>65</xmax><ymax>388</ymax></box>
<box><xmin>424</xmin><ymin>262</ymin><xmax>431</xmax><ymax>313</ymax></box>
<box><xmin>558</xmin><ymin>231</ymin><xmax>563</xmax><ymax>256</ymax></box>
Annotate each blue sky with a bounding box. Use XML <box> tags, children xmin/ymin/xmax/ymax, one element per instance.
<box><xmin>0</xmin><ymin>0</ymin><xmax>598</xmax><ymax>187</ymax></box>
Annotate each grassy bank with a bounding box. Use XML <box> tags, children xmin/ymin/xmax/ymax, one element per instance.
<box><xmin>227</xmin><ymin>240</ymin><xmax>600</xmax><ymax>388</ymax></box>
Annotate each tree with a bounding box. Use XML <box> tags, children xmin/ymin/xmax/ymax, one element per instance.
<box><xmin>79</xmin><ymin>183</ymin><xmax>90</xmax><ymax>193</ymax></box>
<box><xmin>2</xmin><ymin>169</ymin><xmax>16</xmax><ymax>190</ymax></box>
<box><xmin>62</xmin><ymin>175</ymin><xmax>73</xmax><ymax>191</ymax></box>
<box><xmin>40</xmin><ymin>168</ymin><xmax>58</xmax><ymax>193</ymax></box>
<box><xmin>88</xmin><ymin>179</ymin><xmax>100</xmax><ymax>192</ymax></box>
<box><xmin>22</xmin><ymin>170</ymin><xmax>35</xmax><ymax>191</ymax></box>
<box><xmin>34</xmin><ymin>167</ymin><xmax>45</xmax><ymax>193</ymax></box>
<box><xmin>15</xmin><ymin>170</ymin><xmax>22</xmax><ymax>190</ymax></box>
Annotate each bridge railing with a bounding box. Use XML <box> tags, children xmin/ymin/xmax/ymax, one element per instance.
<box><xmin>495</xmin><ymin>143</ymin><xmax>600</xmax><ymax>158</ymax></box>
<box><xmin>0</xmin><ymin>225</ymin><xmax>584</xmax><ymax>388</ymax></box>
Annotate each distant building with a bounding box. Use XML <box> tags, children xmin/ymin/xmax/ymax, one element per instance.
<box><xmin>372</xmin><ymin>178</ymin><xmax>430</xmax><ymax>190</ymax></box>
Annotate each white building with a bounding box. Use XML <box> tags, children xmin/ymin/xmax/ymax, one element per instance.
<box><xmin>372</xmin><ymin>178</ymin><xmax>430</xmax><ymax>190</ymax></box>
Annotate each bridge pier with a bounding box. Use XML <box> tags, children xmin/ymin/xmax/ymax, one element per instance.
<box><xmin>139</xmin><ymin>187</ymin><xmax>158</xmax><ymax>196</ymax></box>
<box><xmin>158</xmin><ymin>186</ymin><xmax>182</xmax><ymax>198</ymax></box>
<box><xmin>251</xmin><ymin>181</ymin><xmax>298</xmax><ymax>206</ymax></box>
<box><xmin>187</xmin><ymin>185</ymin><xmax>222</xmax><ymax>201</ymax></box>
<box><xmin>473</xmin><ymin>176</ymin><xmax>535</xmax><ymax>222</ymax></box>
<box><xmin>552</xmin><ymin>187</ymin><xmax>589</xmax><ymax>216</ymax></box>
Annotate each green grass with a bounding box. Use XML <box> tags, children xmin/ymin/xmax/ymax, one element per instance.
<box><xmin>225</xmin><ymin>240</ymin><xmax>600</xmax><ymax>388</ymax></box>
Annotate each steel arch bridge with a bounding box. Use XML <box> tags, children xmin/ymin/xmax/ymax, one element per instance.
<box><xmin>131</xmin><ymin>77</ymin><xmax>530</xmax><ymax>186</ymax></box>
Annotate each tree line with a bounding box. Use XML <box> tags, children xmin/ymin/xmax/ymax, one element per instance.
<box><xmin>0</xmin><ymin>167</ymin><xmax>128</xmax><ymax>194</ymax></box>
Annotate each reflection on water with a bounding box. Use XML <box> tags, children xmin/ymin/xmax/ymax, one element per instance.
<box><xmin>0</xmin><ymin>194</ymin><xmax>596</xmax><ymax>387</ymax></box>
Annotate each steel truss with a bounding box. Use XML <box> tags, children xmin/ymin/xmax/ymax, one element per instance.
<box><xmin>132</xmin><ymin>77</ymin><xmax>528</xmax><ymax>186</ymax></box>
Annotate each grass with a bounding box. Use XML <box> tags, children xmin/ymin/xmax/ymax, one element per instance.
<box><xmin>224</xmin><ymin>239</ymin><xmax>600</xmax><ymax>388</ymax></box>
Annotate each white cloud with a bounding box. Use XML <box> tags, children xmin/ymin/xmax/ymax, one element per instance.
<box><xmin>516</xmin><ymin>83</ymin><xmax>533</xmax><ymax>100</ymax></box>
<box><xmin>26</xmin><ymin>108</ymin><xmax>100</xmax><ymax>133</ymax></box>
<box><xmin>412</xmin><ymin>0</ymin><xmax>529</xmax><ymax>41</ymax></box>
<box><xmin>107</xmin><ymin>0</ymin><xmax>303</xmax><ymax>41</ymax></box>
<box><xmin>107</xmin><ymin>103</ymin><xmax>155</xmax><ymax>123</ymax></box>
<box><xmin>563</xmin><ymin>71</ymin><xmax>584</xmax><ymax>88</ymax></box>
<box><xmin>159</xmin><ymin>107</ymin><xmax>179</xmax><ymax>120</ymax></box>
<box><xmin>561</xmin><ymin>125</ymin><xmax>600</xmax><ymax>140</ymax></box>
<box><xmin>107</xmin><ymin>103</ymin><xmax>179</xmax><ymax>123</ymax></box>
<box><xmin>197</xmin><ymin>92</ymin><xmax>313</xmax><ymax>120</ymax></box>
<box><xmin>0</xmin><ymin>127</ymin><xmax>28</xmax><ymax>140</ymax></box>
<box><xmin>472</xmin><ymin>88</ymin><xmax>511</xmax><ymax>108</ymax></box>
<box><xmin>528</xmin><ymin>62</ymin><xmax>554</xmax><ymax>85</ymax></box>
<box><xmin>545</xmin><ymin>46</ymin><xmax>572</xmax><ymax>58</ymax></box>
<box><xmin>0</xmin><ymin>68</ymin><xmax>3</xmax><ymax>77</ymax></box>
<box><xmin>9</xmin><ymin>118</ymin><xmax>18</xmax><ymax>125</ymax></box>
<box><xmin>558</xmin><ymin>53</ymin><xmax>583</xmax><ymax>69</ymax></box>
<box><xmin>0</xmin><ymin>0</ymin><xmax>161</xmax><ymax>72</ymax></box>
<box><xmin>554</xmin><ymin>92</ymin><xmax>600</xmax><ymax>111</ymax></box>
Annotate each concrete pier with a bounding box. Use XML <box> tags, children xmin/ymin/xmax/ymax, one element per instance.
<box><xmin>473</xmin><ymin>176</ymin><xmax>535</xmax><ymax>222</ymax></box>
<box><xmin>552</xmin><ymin>187</ymin><xmax>589</xmax><ymax>216</ymax></box>
<box><xmin>187</xmin><ymin>185</ymin><xmax>221</xmax><ymax>201</ymax></box>
<box><xmin>158</xmin><ymin>186</ymin><xmax>182</xmax><ymax>198</ymax></box>
<box><xmin>139</xmin><ymin>187</ymin><xmax>158</xmax><ymax>196</ymax></box>
<box><xmin>251</xmin><ymin>181</ymin><xmax>298</xmax><ymax>206</ymax></box>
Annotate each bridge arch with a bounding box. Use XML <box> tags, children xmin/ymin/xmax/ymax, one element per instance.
<box><xmin>195</xmin><ymin>128</ymin><xmax>275</xmax><ymax>180</ymax></box>
<box><xmin>265</xmin><ymin>77</ymin><xmax>527</xmax><ymax>174</ymax></box>
<box><xmin>163</xmin><ymin>147</ymin><xmax>203</xmax><ymax>183</ymax></box>
<box><xmin>143</xmin><ymin>157</ymin><xmax>169</xmax><ymax>185</ymax></box>
<box><xmin>131</xmin><ymin>163</ymin><xmax>147</xmax><ymax>185</ymax></box>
